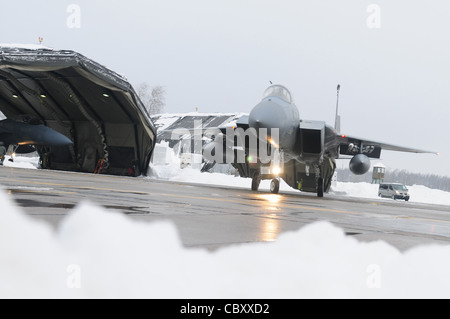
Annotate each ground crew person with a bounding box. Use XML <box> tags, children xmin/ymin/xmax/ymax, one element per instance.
<box><xmin>0</xmin><ymin>142</ymin><xmax>6</xmax><ymax>166</ymax></box>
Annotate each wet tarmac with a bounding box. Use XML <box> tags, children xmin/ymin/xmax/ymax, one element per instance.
<box><xmin>1</xmin><ymin>166</ymin><xmax>450</xmax><ymax>251</ymax></box>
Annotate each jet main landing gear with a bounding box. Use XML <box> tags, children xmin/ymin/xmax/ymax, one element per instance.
<box><xmin>251</xmin><ymin>172</ymin><xmax>261</xmax><ymax>191</ymax></box>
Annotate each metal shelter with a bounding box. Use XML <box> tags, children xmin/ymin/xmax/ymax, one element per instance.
<box><xmin>0</xmin><ymin>45</ymin><xmax>156</xmax><ymax>176</ymax></box>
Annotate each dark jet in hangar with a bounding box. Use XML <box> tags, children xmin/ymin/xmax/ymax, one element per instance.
<box><xmin>0</xmin><ymin>118</ymin><xmax>72</xmax><ymax>151</ymax></box>
<box><xmin>202</xmin><ymin>84</ymin><xmax>438</xmax><ymax>197</ymax></box>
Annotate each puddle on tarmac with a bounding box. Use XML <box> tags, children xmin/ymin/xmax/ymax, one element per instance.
<box><xmin>13</xmin><ymin>198</ymin><xmax>154</xmax><ymax>215</ymax></box>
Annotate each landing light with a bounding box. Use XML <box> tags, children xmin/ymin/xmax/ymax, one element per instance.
<box><xmin>268</xmin><ymin>137</ymin><xmax>279</xmax><ymax>148</ymax></box>
<box><xmin>103</xmin><ymin>93</ymin><xmax>110</xmax><ymax>98</ymax></box>
<box><xmin>272</xmin><ymin>166</ymin><xmax>281</xmax><ymax>176</ymax></box>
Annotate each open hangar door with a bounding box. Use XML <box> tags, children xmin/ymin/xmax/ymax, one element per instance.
<box><xmin>0</xmin><ymin>45</ymin><xmax>156</xmax><ymax>176</ymax></box>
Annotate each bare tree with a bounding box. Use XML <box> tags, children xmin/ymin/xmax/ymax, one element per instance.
<box><xmin>136</xmin><ymin>82</ymin><xmax>166</xmax><ymax>115</ymax></box>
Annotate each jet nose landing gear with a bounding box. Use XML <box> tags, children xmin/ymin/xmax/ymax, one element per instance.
<box><xmin>270</xmin><ymin>178</ymin><xmax>280</xmax><ymax>194</ymax></box>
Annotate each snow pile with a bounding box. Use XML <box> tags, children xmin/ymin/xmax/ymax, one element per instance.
<box><xmin>331</xmin><ymin>182</ymin><xmax>379</xmax><ymax>199</ymax></box>
<box><xmin>407</xmin><ymin>185</ymin><xmax>450</xmax><ymax>206</ymax></box>
<box><xmin>329</xmin><ymin>182</ymin><xmax>450</xmax><ymax>206</ymax></box>
<box><xmin>2</xmin><ymin>188</ymin><xmax>450</xmax><ymax>298</ymax></box>
<box><xmin>3</xmin><ymin>155</ymin><xmax>39</xmax><ymax>170</ymax></box>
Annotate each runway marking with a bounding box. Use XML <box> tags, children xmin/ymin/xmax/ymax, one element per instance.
<box><xmin>8</xmin><ymin>189</ymin><xmax>77</xmax><ymax>195</ymax></box>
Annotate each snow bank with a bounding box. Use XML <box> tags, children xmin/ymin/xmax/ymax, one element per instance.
<box><xmin>3</xmin><ymin>156</ymin><xmax>39</xmax><ymax>170</ymax></box>
<box><xmin>329</xmin><ymin>182</ymin><xmax>450</xmax><ymax>206</ymax></box>
<box><xmin>2</xmin><ymin>188</ymin><xmax>450</xmax><ymax>298</ymax></box>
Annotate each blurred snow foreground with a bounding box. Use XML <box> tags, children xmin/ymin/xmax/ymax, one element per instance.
<box><xmin>2</xmin><ymin>190</ymin><xmax>450</xmax><ymax>298</ymax></box>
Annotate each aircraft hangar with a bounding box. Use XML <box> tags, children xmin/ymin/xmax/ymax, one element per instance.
<box><xmin>0</xmin><ymin>45</ymin><xmax>156</xmax><ymax>176</ymax></box>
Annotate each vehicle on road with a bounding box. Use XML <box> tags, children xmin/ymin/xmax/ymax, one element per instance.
<box><xmin>378</xmin><ymin>183</ymin><xmax>410</xmax><ymax>201</ymax></box>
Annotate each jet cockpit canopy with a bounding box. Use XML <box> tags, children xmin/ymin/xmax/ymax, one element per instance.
<box><xmin>262</xmin><ymin>85</ymin><xmax>293</xmax><ymax>104</ymax></box>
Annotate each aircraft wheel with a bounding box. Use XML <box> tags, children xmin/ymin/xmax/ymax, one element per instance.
<box><xmin>317</xmin><ymin>177</ymin><xmax>324</xmax><ymax>198</ymax></box>
<box><xmin>251</xmin><ymin>172</ymin><xmax>261</xmax><ymax>191</ymax></box>
<box><xmin>270</xmin><ymin>178</ymin><xmax>280</xmax><ymax>194</ymax></box>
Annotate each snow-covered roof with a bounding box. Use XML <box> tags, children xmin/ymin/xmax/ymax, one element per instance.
<box><xmin>0</xmin><ymin>43</ymin><xmax>53</xmax><ymax>51</ymax></box>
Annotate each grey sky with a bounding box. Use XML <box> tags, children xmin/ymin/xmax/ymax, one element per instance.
<box><xmin>1</xmin><ymin>1</ymin><xmax>449</xmax><ymax>177</ymax></box>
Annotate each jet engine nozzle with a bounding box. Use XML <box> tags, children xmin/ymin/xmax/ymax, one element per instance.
<box><xmin>349</xmin><ymin>154</ymin><xmax>371</xmax><ymax>175</ymax></box>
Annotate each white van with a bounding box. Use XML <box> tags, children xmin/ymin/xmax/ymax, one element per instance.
<box><xmin>378</xmin><ymin>183</ymin><xmax>410</xmax><ymax>201</ymax></box>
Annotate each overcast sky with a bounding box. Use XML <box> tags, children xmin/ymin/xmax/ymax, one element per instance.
<box><xmin>1</xmin><ymin>0</ymin><xmax>449</xmax><ymax>177</ymax></box>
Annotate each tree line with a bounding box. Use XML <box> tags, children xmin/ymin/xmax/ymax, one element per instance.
<box><xmin>336</xmin><ymin>168</ymin><xmax>450</xmax><ymax>192</ymax></box>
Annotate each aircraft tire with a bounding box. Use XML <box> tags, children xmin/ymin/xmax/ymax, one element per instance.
<box><xmin>251</xmin><ymin>172</ymin><xmax>261</xmax><ymax>191</ymax></box>
<box><xmin>270</xmin><ymin>178</ymin><xmax>280</xmax><ymax>194</ymax></box>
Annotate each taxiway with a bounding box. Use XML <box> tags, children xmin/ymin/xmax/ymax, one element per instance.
<box><xmin>1</xmin><ymin>167</ymin><xmax>450</xmax><ymax>251</ymax></box>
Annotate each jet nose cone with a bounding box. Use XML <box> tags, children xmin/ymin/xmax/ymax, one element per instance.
<box><xmin>53</xmin><ymin>133</ymin><xmax>73</xmax><ymax>146</ymax></box>
<box><xmin>248</xmin><ymin>100</ymin><xmax>286</xmax><ymax>131</ymax></box>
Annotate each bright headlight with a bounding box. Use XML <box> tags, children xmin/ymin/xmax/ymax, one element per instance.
<box><xmin>272</xmin><ymin>166</ymin><xmax>281</xmax><ymax>176</ymax></box>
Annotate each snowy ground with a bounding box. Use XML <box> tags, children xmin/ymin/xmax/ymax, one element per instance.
<box><xmin>2</xmin><ymin>148</ymin><xmax>450</xmax><ymax>298</ymax></box>
<box><xmin>2</xmin><ymin>155</ymin><xmax>39</xmax><ymax>170</ymax></box>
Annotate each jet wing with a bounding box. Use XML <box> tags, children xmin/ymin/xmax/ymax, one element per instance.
<box><xmin>338</xmin><ymin>134</ymin><xmax>438</xmax><ymax>159</ymax></box>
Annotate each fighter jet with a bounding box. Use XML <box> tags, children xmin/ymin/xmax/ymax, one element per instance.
<box><xmin>0</xmin><ymin>118</ymin><xmax>72</xmax><ymax>154</ymax></box>
<box><xmin>202</xmin><ymin>84</ymin><xmax>437</xmax><ymax>197</ymax></box>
